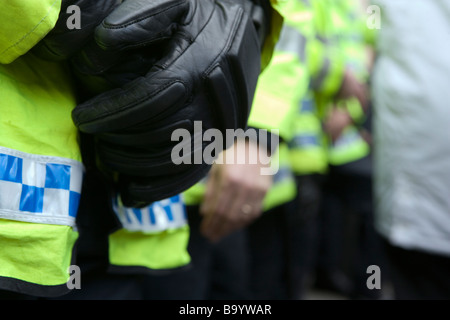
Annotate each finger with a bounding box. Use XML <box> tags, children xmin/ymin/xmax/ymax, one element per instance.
<box><xmin>98</xmin><ymin>119</ymin><xmax>192</xmax><ymax>147</ymax></box>
<box><xmin>95</xmin><ymin>0</ymin><xmax>189</xmax><ymax>52</ymax></box>
<box><xmin>73</xmin><ymin>80</ymin><xmax>187</xmax><ymax>134</ymax></box>
<box><xmin>121</xmin><ymin>163</ymin><xmax>211</xmax><ymax>205</ymax></box>
<box><xmin>243</xmin><ymin>192</ymin><xmax>264</xmax><ymax>223</ymax></box>
<box><xmin>226</xmin><ymin>180</ymin><xmax>255</xmax><ymax>228</ymax></box>
<box><xmin>72</xmin><ymin>0</ymin><xmax>192</xmax><ymax>133</ymax></box>
<box><xmin>243</xmin><ymin>176</ymin><xmax>269</xmax><ymax>220</ymax></box>
<box><xmin>209</xmin><ymin>177</ymin><xmax>267</xmax><ymax>242</ymax></box>
<box><xmin>95</xmin><ymin>141</ymin><xmax>190</xmax><ymax>176</ymax></box>
<box><xmin>208</xmin><ymin>182</ymin><xmax>249</xmax><ymax>241</ymax></box>
<box><xmin>200</xmin><ymin>185</ymin><xmax>236</xmax><ymax>241</ymax></box>
<box><xmin>200</xmin><ymin>171</ymin><xmax>237</xmax><ymax>241</ymax></box>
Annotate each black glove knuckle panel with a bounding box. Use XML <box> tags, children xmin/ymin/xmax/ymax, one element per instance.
<box><xmin>74</xmin><ymin>80</ymin><xmax>188</xmax><ymax>133</ymax></box>
<box><xmin>204</xmin><ymin>3</ymin><xmax>262</xmax><ymax>137</ymax></box>
<box><xmin>69</xmin><ymin>0</ymin><xmax>266</xmax><ymax>206</ymax></box>
<box><xmin>96</xmin><ymin>0</ymin><xmax>189</xmax><ymax>51</ymax></box>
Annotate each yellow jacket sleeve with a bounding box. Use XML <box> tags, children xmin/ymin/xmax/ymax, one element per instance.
<box><xmin>248</xmin><ymin>0</ymin><xmax>310</xmax><ymax>140</ymax></box>
<box><xmin>0</xmin><ymin>0</ymin><xmax>62</xmax><ymax>64</ymax></box>
<box><xmin>307</xmin><ymin>0</ymin><xmax>345</xmax><ymax>98</ymax></box>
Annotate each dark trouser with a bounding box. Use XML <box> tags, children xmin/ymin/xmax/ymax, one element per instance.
<box><xmin>285</xmin><ymin>174</ymin><xmax>323</xmax><ymax>299</ymax></box>
<box><xmin>143</xmin><ymin>202</ymin><xmax>301</xmax><ymax>300</ymax></box>
<box><xmin>246</xmin><ymin>204</ymin><xmax>291</xmax><ymax>300</ymax></box>
<box><xmin>315</xmin><ymin>156</ymin><xmax>385</xmax><ymax>299</ymax></box>
<box><xmin>247</xmin><ymin>176</ymin><xmax>323</xmax><ymax>301</ymax></box>
<box><xmin>0</xmin><ymin>290</ymin><xmax>38</xmax><ymax>300</ymax></box>
<box><xmin>382</xmin><ymin>238</ymin><xmax>450</xmax><ymax>300</ymax></box>
<box><xmin>142</xmin><ymin>205</ymin><xmax>251</xmax><ymax>300</ymax></box>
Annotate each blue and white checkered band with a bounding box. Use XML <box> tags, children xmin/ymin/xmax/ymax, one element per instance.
<box><xmin>0</xmin><ymin>146</ymin><xmax>84</xmax><ymax>227</ymax></box>
<box><xmin>113</xmin><ymin>194</ymin><xmax>188</xmax><ymax>233</ymax></box>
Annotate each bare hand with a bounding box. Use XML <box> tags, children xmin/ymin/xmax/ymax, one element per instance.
<box><xmin>199</xmin><ymin>139</ymin><xmax>273</xmax><ymax>242</ymax></box>
<box><xmin>323</xmin><ymin>106</ymin><xmax>353</xmax><ymax>143</ymax></box>
<box><xmin>336</xmin><ymin>69</ymin><xmax>369</xmax><ymax>112</ymax></box>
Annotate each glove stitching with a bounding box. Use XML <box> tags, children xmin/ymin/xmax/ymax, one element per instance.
<box><xmin>202</xmin><ymin>7</ymin><xmax>244</xmax><ymax>76</ymax></box>
<box><xmin>75</xmin><ymin>79</ymin><xmax>188</xmax><ymax>128</ymax></box>
<box><xmin>101</xmin><ymin>0</ymin><xmax>187</xmax><ymax>29</ymax></box>
<box><xmin>201</xmin><ymin>7</ymin><xmax>245</xmax><ymax>129</ymax></box>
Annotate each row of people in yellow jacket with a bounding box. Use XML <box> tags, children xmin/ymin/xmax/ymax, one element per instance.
<box><xmin>173</xmin><ymin>0</ymin><xmax>375</xmax><ymax>299</ymax></box>
<box><xmin>0</xmin><ymin>0</ymin><xmax>373</xmax><ymax>299</ymax></box>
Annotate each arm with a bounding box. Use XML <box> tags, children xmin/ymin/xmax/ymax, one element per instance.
<box><xmin>0</xmin><ymin>0</ymin><xmax>62</xmax><ymax>63</ymax></box>
<box><xmin>69</xmin><ymin>0</ymin><xmax>276</xmax><ymax>207</ymax></box>
<box><xmin>199</xmin><ymin>0</ymin><xmax>296</xmax><ymax>242</ymax></box>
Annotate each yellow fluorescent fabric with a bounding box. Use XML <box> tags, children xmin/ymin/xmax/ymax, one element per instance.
<box><xmin>182</xmin><ymin>181</ymin><xmax>207</xmax><ymax>207</ymax></box>
<box><xmin>0</xmin><ymin>219</ymin><xmax>78</xmax><ymax>286</ymax></box>
<box><xmin>248</xmin><ymin>53</ymin><xmax>306</xmax><ymax>142</ymax></box>
<box><xmin>261</xmin><ymin>2</ymin><xmax>284</xmax><ymax>70</ymax></box>
<box><xmin>0</xmin><ymin>54</ymin><xmax>80</xmax><ymax>162</ymax></box>
<box><xmin>109</xmin><ymin>226</ymin><xmax>191</xmax><ymax>270</ymax></box>
<box><xmin>0</xmin><ymin>0</ymin><xmax>62</xmax><ymax>64</ymax></box>
<box><xmin>289</xmin><ymin>117</ymin><xmax>328</xmax><ymax>174</ymax></box>
<box><xmin>262</xmin><ymin>143</ymin><xmax>296</xmax><ymax>211</ymax></box>
<box><xmin>0</xmin><ymin>0</ymin><xmax>82</xmax><ymax>297</ymax></box>
<box><xmin>327</xmin><ymin>126</ymin><xmax>370</xmax><ymax>165</ymax></box>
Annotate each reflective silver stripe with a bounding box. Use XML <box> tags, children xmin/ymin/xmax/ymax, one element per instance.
<box><xmin>275</xmin><ymin>24</ymin><xmax>307</xmax><ymax>62</ymax></box>
<box><xmin>289</xmin><ymin>134</ymin><xmax>321</xmax><ymax>149</ymax></box>
<box><xmin>273</xmin><ymin>166</ymin><xmax>295</xmax><ymax>185</ymax></box>
<box><xmin>113</xmin><ymin>194</ymin><xmax>188</xmax><ymax>233</ymax></box>
<box><xmin>333</xmin><ymin>127</ymin><xmax>364</xmax><ymax>149</ymax></box>
<box><xmin>310</xmin><ymin>56</ymin><xmax>331</xmax><ymax>90</ymax></box>
<box><xmin>298</xmin><ymin>96</ymin><xmax>315</xmax><ymax>113</ymax></box>
<box><xmin>0</xmin><ymin>146</ymin><xmax>84</xmax><ymax>227</ymax></box>
<box><xmin>316</xmin><ymin>34</ymin><xmax>329</xmax><ymax>44</ymax></box>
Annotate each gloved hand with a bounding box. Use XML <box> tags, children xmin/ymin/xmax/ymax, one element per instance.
<box><xmin>32</xmin><ymin>0</ymin><xmax>121</xmax><ymax>61</ymax></box>
<box><xmin>71</xmin><ymin>0</ymin><xmax>268</xmax><ymax>207</ymax></box>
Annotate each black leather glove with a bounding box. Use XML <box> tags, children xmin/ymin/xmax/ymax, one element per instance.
<box><xmin>71</xmin><ymin>0</ymin><xmax>269</xmax><ymax>207</ymax></box>
<box><xmin>32</xmin><ymin>0</ymin><xmax>121</xmax><ymax>61</ymax></box>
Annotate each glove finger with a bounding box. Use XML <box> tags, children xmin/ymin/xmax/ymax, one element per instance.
<box><xmin>97</xmin><ymin>119</ymin><xmax>193</xmax><ymax>148</ymax></box>
<box><xmin>96</xmin><ymin>0</ymin><xmax>189</xmax><ymax>52</ymax></box>
<box><xmin>118</xmin><ymin>163</ymin><xmax>212</xmax><ymax>206</ymax></box>
<box><xmin>71</xmin><ymin>0</ymin><xmax>195</xmax><ymax>131</ymax></box>
<box><xmin>70</xmin><ymin>0</ymin><xmax>190</xmax><ymax>86</ymax></box>
<box><xmin>203</xmin><ymin>2</ymin><xmax>261</xmax><ymax>131</ymax></box>
<box><xmin>72</xmin><ymin>78</ymin><xmax>188</xmax><ymax>134</ymax></box>
<box><xmin>95</xmin><ymin>139</ymin><xmax>203</xmax><ymax>177</ymax></box>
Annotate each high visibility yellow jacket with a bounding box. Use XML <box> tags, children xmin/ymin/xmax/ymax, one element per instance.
<box><xmin>269</xmin><ymin>0</ymin><xmax>333</xmax><ymax>176</ymax></box>
<box><xmin>312</xmin><ymin>0</ymin><xmax>371</xmax><ymax>166</ymax></box>
<box><xmin>0</xmin><ymin>0</ymin><xmax>82</xmax><ymax>297</ymax></box>
<box><xmin>0</xmin><ymin>0</ymin><xmax>184</xmax><ymax>296</ymax></box>
<box><xmin>0</xmin><ymin>0</ymin><xmax>294</xmax><ymax>297</ymax></box>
